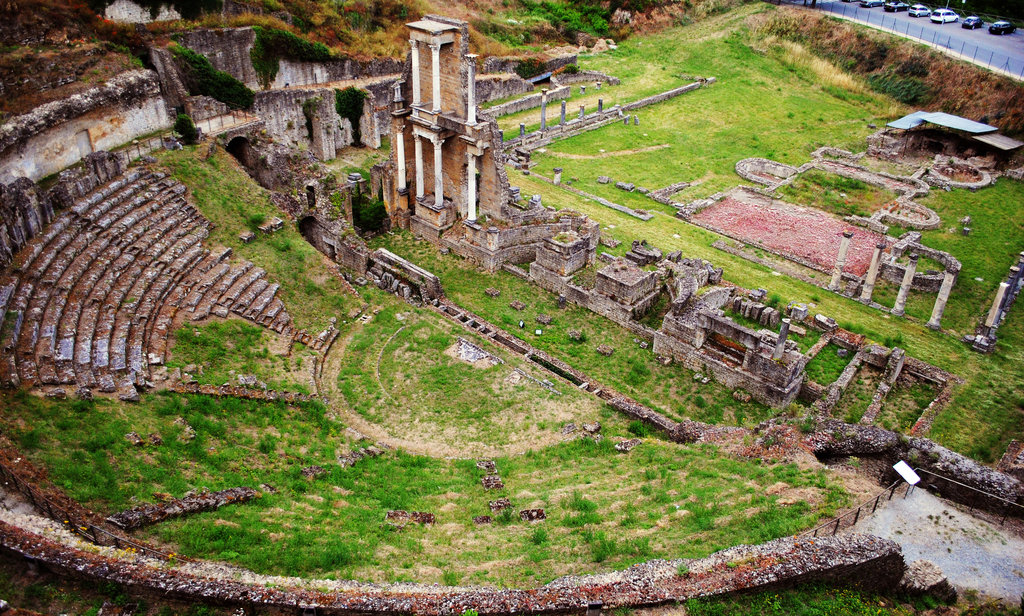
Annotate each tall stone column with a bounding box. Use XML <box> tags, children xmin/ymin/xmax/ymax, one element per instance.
<box><xmin>859</xmin><ymin>242</ymin><xmax>886</xmax><ymax>304</ymax></box>
<box><xmin>560</xmin><ymin>101</ymin><xmax>566</xmax><ymax>125</ymax></box>
<box><xmin>429</xmin><ymin>42</ymin><xmax>442</xmax><ymax>113</ymax></box>
<box><xmin>985</xmin><ymin>281</ymin><xmax>1010</xmax><ymax>327</ymax></box>
<box><xmin>579</xmin><ymin>105</ymin><xmax>585</xmax><ymax>120</ymax></box>
<box><xmin>466</xmin><ymin>54</ymin><xmax>477</xmax><ymax>124</ymax></box>
<box><xmin>520</xmin><ymin>123</ymin><xmax>526</xmax><ymax>139</ymax></box>
<box><xmin>829</xmin><ymin>231</ymin><xmax>854</xmax><ymax>291</ymax></box>
<box><xmin>466</xmin><ymin>152</ymin><xmax>477</xmax><ymax>222</ymax></box>
<box><xmin>395</xmin><ymin>123</ymin><xmax>407</xmax><ymax>192</ymax></box>
<box><xmin>414</xmin><ymin>134</ymin><xmax>424</xmax><ymax>198</ymax></box>
<box><xmin>773</xmin><ymin>318</ymin><xmax>791</xmax><ymax>361</ymax></box>
<box><xmin>891</xmin><ymin>253</ymin><xmax>918</xmax><ymax>316</ymax></box>
<box><xmin>410</xmin><ymin>40</ymin><xmax>421</xmax><ymax>106</ymax></box>
<box><xmin>433</xmin><ymin>136</ymin><xmax>444</xmax><ymax>205</ymax></box>
<box><xmin>540</xmin><ymin>88</ymin><xmax>548</xmax><ymax>131</ymax></box>
<box><xmin>926</xmin><ymin>270</ymin><xmax>956</xmax><ymax>330</ymax></box>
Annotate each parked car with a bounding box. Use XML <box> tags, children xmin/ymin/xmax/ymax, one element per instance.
<box><xmin>909</xmin><ymin>4</ymin><xmax>931</xmax><ymax>16</ymax></box>
<box><xmin>989</xmin><ymin>20</ymin><xmax>1017</xmax><ymax>34</ymax></box>
<box><xmin>861</xmin><ymin>0</ymin><xmax>884</xmax><ymax>7</ymax></box>
<box><xmin>962</xmin><ymin>15</ymin><xmax>983</xmax><ymax>28</ymax></box>
<box><xmin>930</xmin><ymin>8</ymin><xmax>959</xmax><ymax>22</ymax></box>
<box><xmin>884</xmin><ymin>1</ymin><xmax>910</xmax><ymax>11</ymax></box>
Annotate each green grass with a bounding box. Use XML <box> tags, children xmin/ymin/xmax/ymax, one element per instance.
<box><xmin>329</xmin><ymin>300</ymin><xmax>606</xmax><ymax>455</ymax></box>
<box><xmin>166</xmin><ymin>319</ymin><xmax>314</xmax><ymax>393</ymax></box>
<box><xmin>775</xmin><ymin>169</ymin><xmax>896</xmax><ymax>218</ymax></box>
<box><xmin>804</xmin><ymin>346</ymin><xmax>854</xmax><ymax>386</ymax></box>
<box><xmin>684</xmin><ymin>583</ymin><xmax>952</xmax><ymax>616</ymax></box>
<box><xmin>0</xmin><ymin>388</ymin><xmax>845</xmax><ymax>587</ymax></box>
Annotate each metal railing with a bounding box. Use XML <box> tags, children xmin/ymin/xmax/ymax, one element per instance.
<box><xmin>800</xmin><ymin>465</ymin><xmax>1024</xmax><ymax>538</ymax></box>
<box><xmin>784</xmin><ymin>1</ymin><xmax>1024</xmax><ymax>80</ymax></box>
<box><xmin>0</xmin><ymin>459</ymin><xmax>186</xmax><ymax>562</ymax></box>
<box><xmin>121</xmin><ymin>110</ymin><xmax>260</xmax><ymax>162</ymax></box>
<box><xmin>801</xmin><ymin>479</ymin><xmax>910</xmax><ymax>537</ymax></box>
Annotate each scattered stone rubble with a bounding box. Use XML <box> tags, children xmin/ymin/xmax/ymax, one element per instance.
<box><xmin>106</xmin><ymin>487</ymin><xmax>258</xmax><ymax>531</ymax></box>
<box><xmin>384</xmin><ymin>510</ymin><xmax>435</xmax><ymax>529</ymax></box>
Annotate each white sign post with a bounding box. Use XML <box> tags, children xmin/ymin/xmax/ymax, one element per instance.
<box><xmin>893</xmin><ymin>460</ymin><xmax>921</xmax><ymax>497</ymax></box>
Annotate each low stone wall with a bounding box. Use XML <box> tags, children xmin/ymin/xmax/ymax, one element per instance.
<box><xmin>0</xmin><ymin>515</ymin><xmax>904</xmax><ymax>615</ymax></box>
<box><xmin>482</xmin><ymin>54</ymin><xmax>578</xmax><ymax>75</ymax></box>
<box><xmin>476</xmin><ymin>74</ymin><xmax>535</xmax><ymax>104</ymax></box>
<box><xmin>0</xmin><ymin>70</ymin><xmax>171</xmax><ymax>183</ymax></box>
<box><xmin>487</xmin><ymin>85</ymin><xmax>571</xmax><ymax>118</ymax></box>
<box><xmin>504</xmin><ymin>80</ymin><xmax>711</xmax><ymax>153</ymax></box>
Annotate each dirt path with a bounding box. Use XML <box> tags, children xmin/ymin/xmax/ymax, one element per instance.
<box><xmin>545</xmin><ymin>144</ymin><xmax>672</xmax><ymax>159</ymax></box>
<box><xmin>848</xmin><ymin>488</ymin><xmax>1024</xmax><ymax>602</ymax></box>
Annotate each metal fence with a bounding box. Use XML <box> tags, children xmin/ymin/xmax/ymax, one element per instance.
<box><xmin>807</xmin><ymin>2</ymin><xmax>1024</xmax><ymax>79</ymax></box>
<box><xmin>0</xmin><ymin>459</ymin><xmax>185</xmax><ymax>562</ymax></box>
<box><xmin>800</xmin><ymin>466</ymin><xmax>1024</xmax><ymax>538</ymax></box>
<box><xmin>121</xmin><ymin>110</ymin><xmax>260</xmax><ymax>162</ymax></box>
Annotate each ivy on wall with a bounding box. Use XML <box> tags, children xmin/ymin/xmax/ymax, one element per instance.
<box><xmin>251</xmin><ymin>26</ymin><xmax>335</xmax><ymax>88</ymax></box>
<box><xmin>171</xmin><ymin>44</ymin><xmax>255</xmax><ymax>109</ymax></box>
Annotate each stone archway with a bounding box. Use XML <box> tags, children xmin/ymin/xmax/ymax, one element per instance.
<box><xmin>299</xmin><ymin>215</ymin><xmax>335</xmax><ymax>261</ymax></box>
<box><xmin>226</xmin><ymin>136</ymin><xmax>256</xmax><ymax>168</ymax></box>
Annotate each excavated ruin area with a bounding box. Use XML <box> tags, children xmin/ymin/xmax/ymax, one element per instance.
<box><xmin>691</xmin><ymin>195</ymin><xmax>887</xmax><ymax>276</ymax></box>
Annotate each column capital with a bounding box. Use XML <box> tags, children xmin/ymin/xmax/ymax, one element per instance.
<box><xmin>409</xmin><ymin>38</ymin><xmax>418</xmax><ymax>47</ymax></box>
<box><xmin>428</xmin><ymin>41</ymin><xmax>441</xmax><ymax>51</ymax></box>
<box><xmin>466</xmin><ymin>53</ymin><xmax>478</xmax><ymax>59</ymax></box>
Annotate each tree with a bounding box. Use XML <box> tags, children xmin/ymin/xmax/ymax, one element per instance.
<box><xmin>174</xmin><ymin>113</ymin><xmax>199</xmax><ymax>145</ymax></box>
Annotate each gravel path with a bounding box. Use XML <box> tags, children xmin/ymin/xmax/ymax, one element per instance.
<box><xmin>850</xmin><ymin>488</ymin><xmax>1024</xmax><ymax>602</ymax></box>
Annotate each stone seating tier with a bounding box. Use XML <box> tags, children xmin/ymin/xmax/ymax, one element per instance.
<box><xmin>0</xmin><ymin>168</ymin><xmax>293</xmax><ymax>390</ymax></box>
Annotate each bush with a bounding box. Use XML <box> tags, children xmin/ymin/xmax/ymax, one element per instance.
<box><xmin>514</xmin><ymin>57</ymin><xmax>547</xmax><ymax>79</ymax></box>
<box><xmin>353</xmin><ymin>195</ymin><xmax>387</xmax><ymax>232</ymax></box>
<box><xmin>174</xmin><ymin>113</ymin><xmax>199</xmax><ymax>145</ymax></box>
<box><xmin>335</xmin><ymin>87</ymin><xmax>368</xmax><ymax>142</ymax></box>
<box><xmin>171</xmin><ymin>45</ymin><xmax>254</xmax><ymax>109</ymax></box>
<box><xmin>867</xmin><ymin>72</ymin><xmax>929</xmax><ymax>104</ymax></box>
<box><xmin>251</xmin><ymin>26</ymin><xmax>335</xmax><ymax>88</ymax></box>
<box><xmin>562</xmin><ymin>63</ymin><xmax>579</xmax><ymax>74</ymax></box>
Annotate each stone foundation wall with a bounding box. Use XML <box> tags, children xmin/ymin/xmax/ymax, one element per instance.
<box><xmin>0</xmin><ymin>70</ymin><xmax>171</xmax><ymax>183</ymax></box>
<box><xmin>482</xmin><ymin>53</ymin><xmax>578</xmax><ymax>75</ymax></box>
<box><xmin>486</xmin><ymin>85</ymin><xmax>571</xmax><ymax>118</ymax></box>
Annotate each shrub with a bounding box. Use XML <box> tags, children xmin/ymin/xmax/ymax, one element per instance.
<box><xmin>627</xmin><ymin>420</ymin><xmax>651</xmax><ymax>438</ymax></box>
<box><xmin>174</xmin><ymin>113</ymin><xmax>199</xmax><ymax>145</ymax></box>
<box><xmin>171</xmin><ymin>45</ymin><xmax>254</xmax><ymax>109</ymax></box>
<box><xmin>251</xmin><ymin>26</ymin><xmax>335</xmax><ymax>88</ymax></box>
<box><xmin>353</xmin><ymin>194</ymin><xmax>387</xmax><ymax>232</ymax></box>
<box><xmin>562</xmin><ymin>63</ymin><xmax>579</xmax><ymax>74</ymax></box>
<box><xmin>335</xmin><ymin>87</ymin><xmax>368</xmax><ymax>142</ymax></box>
<box><xmin>514</xmin><ymin>57</ymin><xmax>547</xmax><ymax>79</ymax></box>
<box><xmin>867</xmin><ymin>72</ymin><xmax>929</xmax><ymax>104</ymax></box>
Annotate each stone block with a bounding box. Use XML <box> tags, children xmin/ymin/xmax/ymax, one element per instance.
<box><xmin>615</xmin><ymin>438</ymin><xmax>641</xmax><ymax>452</ymax></box>
<box><xmin>519</xmin><ymin>508</ymin><xmax>546</xmax><ymax>522</ymax></box>
<box><xmin>597</xmin><ymin>176</ymin><xmax>611</xmax><ymax>184</ymax></box>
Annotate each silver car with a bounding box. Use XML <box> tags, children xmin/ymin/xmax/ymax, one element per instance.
<box><xmin>909</xmin><ymin>4</ymin><xmax>931</xmax><ymax>16</ymax></box>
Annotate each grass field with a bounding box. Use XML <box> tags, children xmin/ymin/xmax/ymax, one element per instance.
<box><xmin>0</xmin><ymin>387</ymin><xmax>845</xmax><ymax>586</ymax></box>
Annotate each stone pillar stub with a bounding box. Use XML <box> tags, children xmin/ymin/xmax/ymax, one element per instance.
<box><xmin>520</xmin><ymin>123</ymin><xmax>526</xmax><ymax>139</ymax></box>
<box><xmin>829</xmin><ymin>231</ymin><xmax>854</xmax><ymax>291</ymax></box>
<box><xmin>395</xmin><ymin>122</ymin><xmax>407</xmax><ymax>191</ymax></box>
<box><xmin>579</xmin><ymin>105</ymin><xmax>585</xmax><ymax>120</ymax></box>
<box><xmin>560</xmin><ymin>101</ymin><xmax>566</xmax><ymax>125</ymax></box>
<box><xmin>540</xmin><ymin>88</ymin><xmax>548</xmax><ymax>131</ymax></box>
<box><xmin>891</xmin><ymin>253</ymin><xmax>919</xmax><ymax>316</ymax></box>
<box><xmin>553</xmin><ymin>167</ymin><xmax>563</xmax><ymax>186</ymax></box>
<box><xmin>927</xmin><ymin>270</ymin><xmax>956</xmax><ymax>330</ymax></box>
<box><xmin>860</xmin><ymin>242</ymin><xmax>886</xmax><ymax>304</ymax></box>
<box><xmin>985</xmin><ymin>281</ymin><xmax>1010</xmax><ymax>327</ymax></box>
<box><xmin>773</xmin><ymin>318</ymin><xmax>791</xmax><ymax>361</ymax></box>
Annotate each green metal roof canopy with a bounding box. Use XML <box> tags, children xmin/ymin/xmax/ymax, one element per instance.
<box><xmin>887</xmin><ymin>111</ymin><xmax>998</xmax><ymax>133</ymax></box>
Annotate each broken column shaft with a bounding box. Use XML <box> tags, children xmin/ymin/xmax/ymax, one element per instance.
<box><xmin>859</xmin><ymin>242</ymin><xmax>886</xmax><ymax>304</ymax></box>
<box><xmin>985</xmin><ymin>281</ymin><xmax>1010</xmax><ymax>328</ymax></box>
<box><xmin>891</xmin><ymin>253</ymin><xmax>919</xmax><ymax>316</ymax></box>
<box><xmin>926</xmin><ymin>270</ymin><xmax>957</xmax><ymax>330</ymax></box>
<box><xmin>773</xmin><ymin>318</ymin><xmax>791</xmax><ymax>361</ymax></box>
<box><xmin>829</xmin><ymin>231</ymin><xmax>854</xmax><ymax>291</ymax></box>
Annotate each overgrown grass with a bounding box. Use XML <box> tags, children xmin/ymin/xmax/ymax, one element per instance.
<box><xmin>775</xmin><ymin>169</ymin><xmax>896</xmax><ymax>218</ymax></box>
<box><xmin>804</xmin><ymin>346</ymin><xmax>854</xmax><ymax>386</ymax></box>
<box><xmin>0</xmin><ymin>388</ymin><xmax>845</xmax><ymax>587</ymax></box>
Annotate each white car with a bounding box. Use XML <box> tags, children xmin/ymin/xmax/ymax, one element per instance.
<box><xmin>930</xmin><ymin>8</ymin><xmax>959</xmax><ymax>22</ymax></box>
<box><xmin>909</xmin><ymin>4</ymin><xmax>931</xmax><ymax>16</ymax></box>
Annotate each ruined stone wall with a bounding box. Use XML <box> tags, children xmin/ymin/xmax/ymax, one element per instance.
<box><xmin>0</xmin><ymin>71</ymin><xmax>172</xmax><ymax>183</ymax></box>
<box><xmin>486</xmin><ymin>86</ymin><xmax>571</xmax><ymax>118</ymax></box>
<box><xmin>482</xmin><ymin>53</ymin><xmax>578</xmax><ymax>75</ymax></box>
<box><xmin>475</xmin><ymin>74</ymin><xmax>534</xmax><ymax>104</ymax></box>
<box><xmin>253</xmin><ymin>88</ymin><xmax>349</xmax><ymax>160</ymax></box>
<box><xmin>176</xmin><ymin>28</ymin><xmax>403</xmax><ymax>91</ymax></box>
<box><xmin>184</xmin><ymin>95</ymin><xmax>229</xmax><ymax>122</ymax></box>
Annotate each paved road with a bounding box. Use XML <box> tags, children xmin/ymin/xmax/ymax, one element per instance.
<box><xmin>792</xmin><ymin>0</ymin><xmax>1024</xmax><ymax>79</ymax></box>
